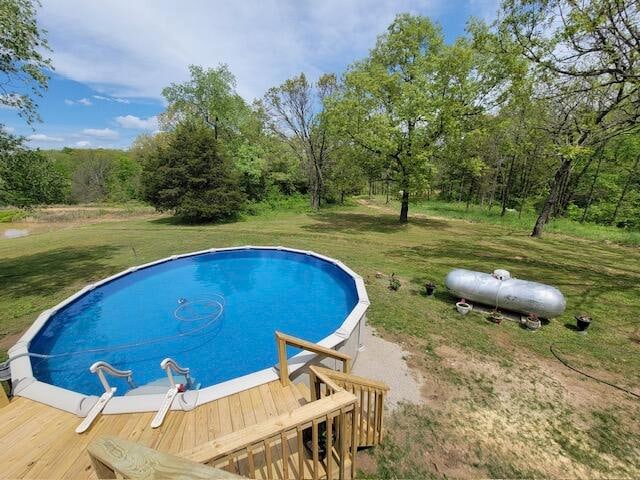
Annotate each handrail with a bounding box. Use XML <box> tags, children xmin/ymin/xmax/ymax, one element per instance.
<box><xmin>310</xmin><ymin>366</ymin><xmax>390</xmax><ymax>392</ymax></box>
<box><xmin>309</xmin><ymin>365</ymin><xmax>343</xmax><ymax>397</ymax></box>
<box><xmin>88</xmin><ymin>436</ymin><xmax>244</xmax><ymax>479</ymax></box>
<box><xmin>180</xmin><ymin>390</ymin><xmax>356</xmax><ymax>463</ymax></box>
<box><xmin>90</xmin><ymin>361</ymin><xmax>135</xmax><ymax>393</ymax></box>
<box><xmin>160</xmin><ymin>357</ymin><xmax>193</xmax><ymax>389</ymax></box>
<box><xmin>180</xmin><ymin>389</ymin><xmax>359</xmax><ymax>479</ymax></box>
<box><xmin>275</xmin><ymin>331</ymin><xmax>351</xmax><ymax>385</ymax></box>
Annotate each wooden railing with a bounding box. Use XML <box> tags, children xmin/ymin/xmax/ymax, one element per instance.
<box><xmin>88</xmin><ymin>436</ymin><xmax>243</xmax><ymax>479</ymax></box>
<box><xmin>275</xmin><ymin>331</ymin><xmax>351</xmax><ymax>386</ymax></box>
<box><xmin>309</xmin><ymin>366</ymin><xmax>389</xmax><ymax>447</ymax></box>
<box><xmin>180</xmin><ymin>390</ymin><xmax>359</xmax><ymax>480</ymax></box>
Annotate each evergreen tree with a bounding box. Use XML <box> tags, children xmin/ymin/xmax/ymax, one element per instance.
<box><xmin>141</xmin><ymin>121</ymin><xmax>245</xmax><ymax>222</ymax></box>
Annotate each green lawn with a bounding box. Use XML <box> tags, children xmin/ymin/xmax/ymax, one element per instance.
<box><xmin>1</xmin><ymin>201</ymin><xmax>639</xmax><ymax>477</ymax></box>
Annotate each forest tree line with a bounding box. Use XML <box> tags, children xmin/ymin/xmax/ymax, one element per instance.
<box><xmin>1</xmin><ymin>0</ymin><xmax>639</xmax><ymax>235</ymax></box>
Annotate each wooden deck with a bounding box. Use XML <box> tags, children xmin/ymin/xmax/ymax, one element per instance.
<box><xmin>0</xmin><ymin>381</ymin><xmax>308</xmax><ymax>479</ymax></box>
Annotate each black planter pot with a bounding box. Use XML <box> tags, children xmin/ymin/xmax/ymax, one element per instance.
<box><xmin>576</xmin><ymin>315</ymin><xmax>592</xmax><ymax>331</ymax></box>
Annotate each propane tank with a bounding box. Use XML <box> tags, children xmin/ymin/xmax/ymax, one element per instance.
<box><xmin>444</xmin><ymin>268</ymin><xmax>566</xmax><ymax>319</ymax></box>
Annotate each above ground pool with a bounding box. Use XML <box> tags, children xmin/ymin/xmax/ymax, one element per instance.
<box><xmin>9</xmin><ymin>247</ymin><xmax>368</xmax><ymax>414</ymax></box>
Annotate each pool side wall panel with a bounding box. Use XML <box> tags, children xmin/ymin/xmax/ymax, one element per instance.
<box><xmin>9</xmin><ymin>246</ymin><xmax>368</xmax><ymax>416</ymax></box>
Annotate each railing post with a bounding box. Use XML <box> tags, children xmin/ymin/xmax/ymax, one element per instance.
<box><xmin>276</xmin><ymin>332</ymin><xmax>288</xmax><ymax>385</ymax></box>
<box><xmin>310</xmin><ymin>369</ymin><xmax>318</xmax><ymax>401</ymax></box>
<box><xmin>351</xmin><ymin>404</ymin><xmax>358</xmax><ymax>479</ymax></box>
<box><xmin>343</xmin><ymin>358</ymin><xmax>350</xmax><ymax>374</ymax></box>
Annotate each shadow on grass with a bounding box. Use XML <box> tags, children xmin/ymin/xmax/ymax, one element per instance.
<box><xmin>0</xmin><ymin>246</ymin><xmax>120</xmax><ymax>298</ymax></box>
<box><xmin>302</xmin><ymin>211</ymin><xmax>449</xmax><ymax>234</ymax></box>
<box><xmin>148</xmin><ymin>215</ymin><xmax>240</xmax><ymax>226</ymax></box>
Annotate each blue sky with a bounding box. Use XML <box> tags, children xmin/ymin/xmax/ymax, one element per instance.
<box><xmin>0</xmin><ymin>0</ymin><xmax>499</xmax><ymax>150</ymax></box>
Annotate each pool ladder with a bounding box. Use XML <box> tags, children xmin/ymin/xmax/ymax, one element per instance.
<box><xmin>151</xmin><ymin>357</ymin><xmax>194</xmax><ymax>428</ymax></box>
<box><xmin>75</xmin><ymin>361</ymin><xmax>136</xmax><ymax>434</ymax></box>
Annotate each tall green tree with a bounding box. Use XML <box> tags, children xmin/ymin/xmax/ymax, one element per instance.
<box><xmin>0</xmin><ymin>0</ymin><xmax>51</xmax><ymax>125</ymax></box>
<box><xmin>328</xmin><ymin>14</ymin><xmax>492</xmax><ymax>222</ymax></box>
<box><xmin>141</xmin><ymin>121</ymin><xmax>245</xmax><ymax>222</ymax></box>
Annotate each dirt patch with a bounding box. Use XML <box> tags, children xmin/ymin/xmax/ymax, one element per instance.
<box><xmin>364</xmin><ymin>328</ymin><xmax>640</xmax><ymax>478</ymax></box>
<box><xmin>0</xmin><ymin>331</ymin><xmax>23</xmax><ymax>351</ymax></box>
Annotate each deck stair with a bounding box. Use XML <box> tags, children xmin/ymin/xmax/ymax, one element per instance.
<box><xmin>295</xmin><ymin>382</ymin><xmax>312</xmax><ymax>402</ymax></box>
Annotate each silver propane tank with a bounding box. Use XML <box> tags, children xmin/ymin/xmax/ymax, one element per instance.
<box><xmin>444</xmin><ymin>268</ymin><xmax>566</xmax><ymax>319</ymax></box>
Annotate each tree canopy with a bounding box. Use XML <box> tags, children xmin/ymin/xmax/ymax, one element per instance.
<box><xmin>0</xmin><ymin>0</ymin><xmax>51</xmax><ymax>125</ymax></box>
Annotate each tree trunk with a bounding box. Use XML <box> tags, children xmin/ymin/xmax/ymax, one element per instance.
<box><xmin>501</xmin><ymin>155</ymin><xmax>516</xmax><ymax>217</ymax></box>
<box><xmin>488</xmin><ymin>157</ymin><xmax>503</xmax><ymax>211</ymax></box>
<box><xmin>385</xmin><ymin>178</ymin><xmax>390</xmax><ymax>204</ymax></box>
<box><xmin>580</xmin><ymin>155</ymin><xmax>603</xmax><ymax>223</ymax></box>
<box><xmin>466</xmin><ymin>180</ymin><xmax>474</xmax><ymax>210</ymax></box>
<box><xmin>531</xmin><ymin>157</ymin><xmax>573</xmax><ymax>237</ymax></box>
<box><xmin>611</xmin><ymin>155</ymin><xmax>640</xmax><ymax>224</ymax></box>
<box><xmin>400</xmin><ymin>187</ymin><xmax>409</xmax><ymax>223</ymax></box>
<box><xmin>519</xmin><ymin>161</ymin><xmax>533</xmax><ymax>219</ymax></box>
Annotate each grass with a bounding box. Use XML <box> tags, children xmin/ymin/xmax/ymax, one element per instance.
<box><xmin>368</xmin><ymin>196</ymin><xmax>640</xmax><ymax>246</ymax></box>
<box><xmin>1</xmin><ymin>199</ymin><xmax>639</xmax><ymax>476</ymax></box>
<box><xmin>0</xmin><ymin>209</ymin><xmax>27</xmax><ymax>223</ymax></box>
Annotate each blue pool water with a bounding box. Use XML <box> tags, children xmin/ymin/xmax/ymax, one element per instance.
<box><xmin>29</xmin><ymin>249</ymin><xmax>359</xmax><ymax>396</ymax></box>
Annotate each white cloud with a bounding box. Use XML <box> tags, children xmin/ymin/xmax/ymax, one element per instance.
<box><xmin>28</xmin><ymin>134</ymin><xmax>64</xmax><ymax>142</ymax></box>
<box><xmin>65</xmin><ymin>97</ymin><xmax>93</xmax><ymax>106</ymax></box>
<box><xmin>1</xmin><ymin>125</ymin><xmax>15</xmax><ymax>133</ymax></box>
<box><xmin>115</xmin><ymin>114</ymin><xmax>158</xmax><ymax>130</ymax></box>
<box><xmin>76</xmin><ymin>140</ymin><xmax>91</xmax><ymax>147</ymax></box>
<box><xmin>93</xmin><ymin>95</ymin><xmax>130</xmax><ymax>104</ymax></box>
<box><xmin>82</xmin><ymin>128</ymin><xmax>119</xmax><ymax>139</ymax></box>
<box><xmin>38</xmin><ymin>0</ymin><xmax>491</xmax><ymax>101</ymax></box>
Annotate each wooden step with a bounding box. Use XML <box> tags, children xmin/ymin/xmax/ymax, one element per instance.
<box><xmin>294</xmin><ymin>383</ymin><xmax>311</xmax><ymax>403</ymax></box>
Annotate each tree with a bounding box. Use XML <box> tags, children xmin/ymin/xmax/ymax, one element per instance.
<box><xmin>0</xmin><ymin>0</ymin><xmax>51</xmax><ymax>125</ymax></box>
<box><xmin>0</xmin><ymin>134</ymin><xmax>66</xmax><ymax>207</ymax></box>
<box><xmin>70</xmin><ymin>153</ymin><xmax>112</xmax><ymax>203</ymax></box>
<box><xmin>141</xmin><ymin>121</ymin><xmax>245</xmax><ymax>222</ymax></box>
<box><xmin>500</xmin><ymin>0</ymin><xmax>640</xmax><ymax>237</ymax></box>
<box><xmin>162</xmin><ymin>65</ymin><xmax>248</xmax><ymax>140</ymax></box>
<box><xmin>328</xmin><ymin>14</ymin><xmax>493</xmax><ymax>222</ymax></box>
<box><xmin>264</xmin><ymin>73</ymin><xmax>337</xmax><ymax>209</ymax></box>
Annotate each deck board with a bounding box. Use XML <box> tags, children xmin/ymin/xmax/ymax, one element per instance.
<box><xmin>0</xmin><ymin>380</ymin><xmax>313</xmax><ymax>479</ymax></box>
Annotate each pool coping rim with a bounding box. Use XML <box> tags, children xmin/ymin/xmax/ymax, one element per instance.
<box><xmin>8</xmin><ymin>245</ymin><xmax>369</xmax><ymax>416</ymax></box>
